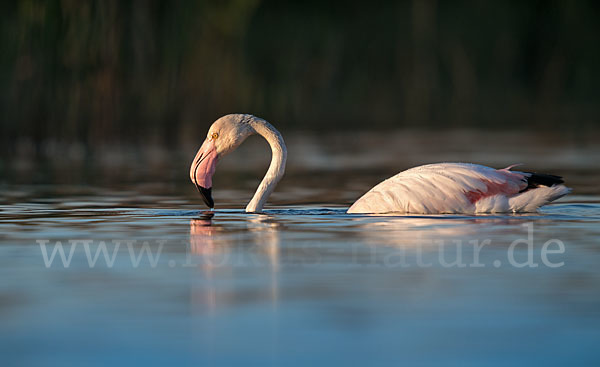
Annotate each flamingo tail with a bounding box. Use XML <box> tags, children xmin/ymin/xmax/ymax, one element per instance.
<box><xmin>521</xmin><ymin>172</ymin><xmax>564</xmax><ymax>192</ymax></box>
<box><xmin>508</xmin><ymin>184</ymin><xmax>571</xmax><ymax>212</ymax></box>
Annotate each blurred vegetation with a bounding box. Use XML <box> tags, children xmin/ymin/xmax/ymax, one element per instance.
<box><xmin>1</xmin><ymin>0</ymin><xmax>599</xmax><ymax>157</ymax></box>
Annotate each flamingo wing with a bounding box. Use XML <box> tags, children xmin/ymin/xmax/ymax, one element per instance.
<box><xmin>347</xmin><ymin>163</ymin><xmax>569</xmax><ymax>214</ymax></box>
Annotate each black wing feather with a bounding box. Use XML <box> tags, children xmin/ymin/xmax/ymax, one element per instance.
<box><xmin>521</xmin><ymin>172</ymin><xmax>564</xmax><ymax>192</ymax></box>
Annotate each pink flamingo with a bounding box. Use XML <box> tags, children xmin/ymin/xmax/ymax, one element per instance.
<box><xmin>190</xmin><ymin>114</ymin><xmax>570</xmax><ymax>214</ymax></box>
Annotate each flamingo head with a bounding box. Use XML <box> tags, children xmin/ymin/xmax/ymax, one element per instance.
<box><xmin>190</xmin><ymin>114</ymin><xmax>255</xmax><ymax>208</ymax></box>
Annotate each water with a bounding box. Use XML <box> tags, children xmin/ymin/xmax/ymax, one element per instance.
<box><xmin>1</xmin><ymin>131</ymin><xmax>600</xmax><ymax>366</ymax></box>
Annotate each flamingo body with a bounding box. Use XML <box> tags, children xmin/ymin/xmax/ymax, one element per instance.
<box><xmin>347</xmin><ymin>163</ymin><xmax>570</xmax><ymax>214</ymax></box>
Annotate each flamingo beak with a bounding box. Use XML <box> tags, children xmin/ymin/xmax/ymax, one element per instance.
<box><xmin>191</xmin><ymin>139</ymin><xmax>218</xmax><ymax>208</ymax></box>
<box><xmin>195</xmin><ymin>185</ymin><xmax>214</xmax><ymax>209</ymax></box>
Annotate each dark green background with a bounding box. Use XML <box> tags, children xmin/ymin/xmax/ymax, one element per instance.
<box><xmin>1</xmin><ymin>0</ymin><xmax>599</xmax><ymax>155</ymax></box>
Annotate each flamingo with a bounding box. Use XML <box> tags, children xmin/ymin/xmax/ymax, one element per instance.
<box><xmin>190</xmin><ymin>114</ymin><xmax>571</xmax><ymax>214</ymax></box>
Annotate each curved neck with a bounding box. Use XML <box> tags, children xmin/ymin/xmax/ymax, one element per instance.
<box><xmin>245</xmin><ymin>117</ymin><xmax>287</xmax><ymax>213</ymax></box>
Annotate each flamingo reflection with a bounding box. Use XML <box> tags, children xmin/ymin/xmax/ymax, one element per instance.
<box><xmin>189</xmin><ymin>213</ymin><xmax>281</xmax><ymax>315</ymax></box>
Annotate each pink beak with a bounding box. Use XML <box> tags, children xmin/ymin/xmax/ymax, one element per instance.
<box><xmin>190</xmin><ymin>139</ymin><xmax>218</xmax><ymax>208</ymax></box>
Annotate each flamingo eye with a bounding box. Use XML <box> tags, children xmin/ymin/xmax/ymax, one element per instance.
<box><xmin>211</xmin><ymin>132</ymin><xmax>219</xmax><ymax>140</ymax></box>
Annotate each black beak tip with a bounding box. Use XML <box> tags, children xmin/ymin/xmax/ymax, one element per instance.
<box><xmin>197</xmin><ymin>185</ymin><xmax>214</xmax><ymax>208</ymax></box>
